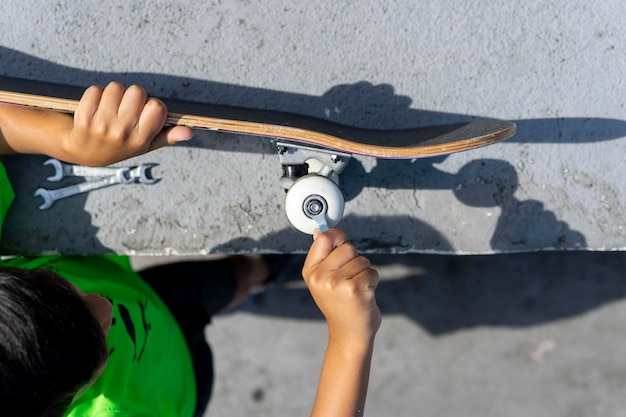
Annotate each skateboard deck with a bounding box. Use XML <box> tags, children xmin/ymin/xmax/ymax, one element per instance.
<box><xmin>0</xmin><ymin>76</ymin><xmax>515</xmax><ymax>159</ymax></box>
<box><xmin>0</xmin><ymin>75</ymin><xmax>516</xmax><ymax>234</ymax></box>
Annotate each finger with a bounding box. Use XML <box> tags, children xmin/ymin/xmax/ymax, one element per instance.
<box><xmin>334</xmin><ymin>255</ymin><xmax>372</xmax><ymax>281</ymax></box>
<box><xmin>96</xmin><ymin>82</ymin><xmax>125</xmax><ymax>120</ymax></box>
<box><xmin>353</xmin><ymin>266</ymin><xmax>379</xmax><ymax>291</ymax></box>
<box><xmin>148</xmin><ymin>126</ymin><xmax>194</xmax><ymax>151</ymax></box>
<box><xmin>136</xmin><ymin>98</ymin><xmax>168</xmax><ymax>144</ymax></box>
<box><xmin>117</xmin><ymin>85</ymin><xmax>148</xmax><ymax>127</ymax></box>
<box><xmin>303</xmin><ymin>229</ymin><xmax>347</xmax><ymax>273</ymax></box>
<box><xmin>74</xmin><ymin>85</ymin><xmax>103</xmax><ymax>128</ymax></box>
<box><xmin>320</xmin><ymin>241</ymin><xmax>359</xmax><ymax>272</ymax></box>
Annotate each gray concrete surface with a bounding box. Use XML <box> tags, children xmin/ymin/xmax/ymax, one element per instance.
<box><xmin>1</xmin><ymin>0</ymin><xmax>625</xmax><ymax>255</ymax></box>
<box><xmin>2</xmin><ymin>1</ymin><xmax>626</xmax><ymax>417</ymax></box>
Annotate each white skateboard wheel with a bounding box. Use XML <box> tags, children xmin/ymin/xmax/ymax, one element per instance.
<box><xmin>285</xmin><ymin>175</ymin><xmax>345</xmax><ymax>234</ymax></box>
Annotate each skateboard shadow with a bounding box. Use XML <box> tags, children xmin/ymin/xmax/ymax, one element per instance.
<box><xmin>0</xmin><ymin>47</ymin><xmax>609</xmax><ymax>254</ymax></box>
<box><xmin>231</xmin><ymin>250</ymin><xmax>626</xmax><ymax>335</ymax></box>
<box><xmin>2</xmin><ymin>47</ymin><xmax>625</xmax><ymax>147</ymax></box>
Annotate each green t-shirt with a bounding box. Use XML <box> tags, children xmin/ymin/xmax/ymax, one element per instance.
<box><xmin>0</xmin><ymin>162</ymin><xmax>196</xmax><ymax>417</ymax></box>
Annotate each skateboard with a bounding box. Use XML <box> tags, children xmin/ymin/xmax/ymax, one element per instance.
<box><xmin>0</xmin><ymin>76</ymin><xmax>516</xmax><ymax>234</ymax></box>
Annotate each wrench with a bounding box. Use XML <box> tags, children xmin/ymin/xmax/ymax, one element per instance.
<box><xmin>44</xmin><ymin>159</ymin><xmax>129</xmax><ymax>182</ymax></box>
<box><xmin>43</xmin><ymin>158</ymin><xmax>159</xmax><ymax>185</ymax></box>
<box><xmin>34</xmin><ymin>165</ymin><xmax>159</xmax><ymax>210</ymax></box>
<box><xmin>34</xmin><ymin>169</ymin><xmax>131</xmax><ymax>210</ymax></box>
<box><xmin>124</xmin><ymin>163</ymin><xmax>160</xmax><ymax>185</ymax></box>
<box><xmin>44</xmin><ymin>159</ymin><xmax>159</xmax><ymax>184</ymax></box>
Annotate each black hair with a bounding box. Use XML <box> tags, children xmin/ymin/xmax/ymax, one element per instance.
<box><xmin>0</xmin><ymin>267</ymin><xmax>109</xmax><ymax>417</ymax></box>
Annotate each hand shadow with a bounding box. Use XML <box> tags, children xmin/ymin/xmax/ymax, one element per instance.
<box><xmin>452</xmin><ymin>159</ymin><xmax>587</xmax><ymax>251</ymax></box>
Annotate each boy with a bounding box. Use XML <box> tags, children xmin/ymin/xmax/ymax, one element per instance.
<box><xmin>0</xmin><ymin>82</ymin><xmax>381</xmax><ymax>417</ymax></box>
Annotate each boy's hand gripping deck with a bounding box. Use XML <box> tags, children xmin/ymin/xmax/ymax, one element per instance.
<box><xmin>0</xmin><ymin>76</ymin><xmax>516</xmax><ymax>234</ymax></box>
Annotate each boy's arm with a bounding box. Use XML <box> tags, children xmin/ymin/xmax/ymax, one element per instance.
<box><xmin>302</xmin><ymin>229</ymin><xmax>382</xmax><ymax>417</ymax></box>
<box><xmin>0</xmin><ymin>82</ymin><xmax>192</xmax><ymax>165</ymax></box>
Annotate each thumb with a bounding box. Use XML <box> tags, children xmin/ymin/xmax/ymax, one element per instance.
<box><xmin>149</xmin><ymin>126</ymin><xmax>194</xmax><ymax>151</ymax></box>
<box><xmin>303</xmin><ymin>229</ymin><xmax>347</xmax><ymax>272</ymax></box>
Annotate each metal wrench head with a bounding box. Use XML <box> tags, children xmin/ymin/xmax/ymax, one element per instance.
<box><xmin>33</xmin><ymin>188</ymin><xmax>54</xmax><ymax>210</ymax></box>
<box><xmin>115</xmin><ymin>168</ymin><xmax>135</xmax><ymax>184</ymax></box>
<box><xmin>43</xmin><ymin>159</ymin><xmax>65</xmax><ymax>182</ymax></box>
<box><xmin>129</xmin><ymin>164</ymin><xmax>160</xmax><ymax>184</ymax></box>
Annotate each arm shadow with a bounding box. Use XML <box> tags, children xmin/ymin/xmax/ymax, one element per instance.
<box><xmin>233</xmin><ymin>251</ymin><xmax>626</xmax><ymax>335</ymax></box>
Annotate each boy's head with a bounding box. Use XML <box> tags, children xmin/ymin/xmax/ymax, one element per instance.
<box><xmin>0</xmin><ymin>267</ymin><xmax>110</xmax><ymax>417</ymax></box>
